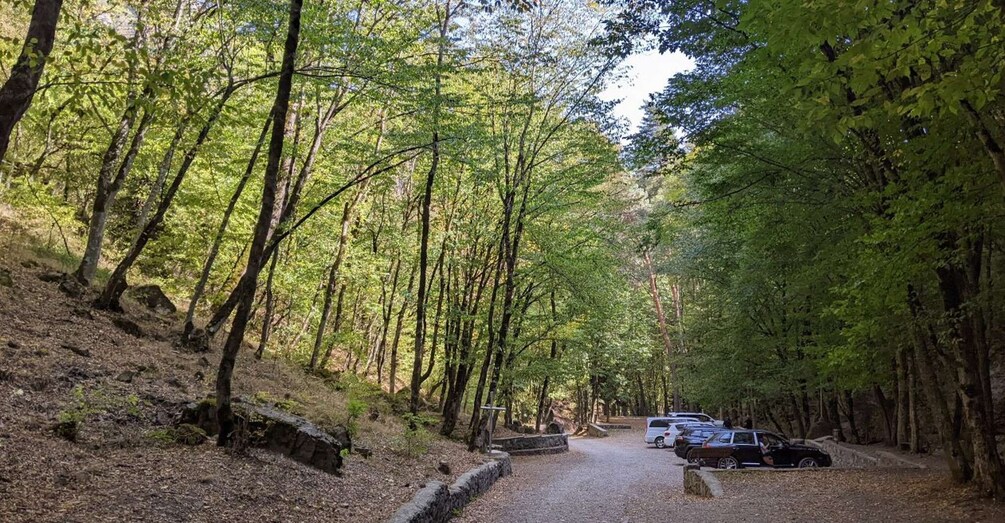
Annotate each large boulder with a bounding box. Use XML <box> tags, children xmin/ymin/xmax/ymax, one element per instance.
<box><xmin>545</xmin><ymin>421</ymin><xmax>564</xmax><ymax>434</ymax></box>
<box><xmin>179</xmin><ymin>398</ymin><xmax>351</xmax><ymax>474</ymax></box>
<box><xmin>128</xmin><ymin>284</ymin><xmax>177</xmax><ymax>315</ymax></box>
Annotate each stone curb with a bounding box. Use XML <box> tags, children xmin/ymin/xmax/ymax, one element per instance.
<box><xmin>494</xmin><ymin>433</ymin><xmax>569</xmax><ymax>454</ymax></box>
<box><xmin>505</xmin><ymin>445</ymin><xmax>568</xmax><ymax>456</ymax></box>
<box><xmin>388</xmin><ymin>451</ymin><xmax>512</xmax><ymax>523</ymax></box>
<box><xmin>586</xmin><ymin>423</ymin><xmax>609</xmax><ymax>438</ymax></box>
<box><xmin>594</xmin><ymin>422</ymin><xmax>632</xmax><ymax>430</ymax></box>
<box><xmin>683</xmin><ymin>464</ymin><xmax>723</xmax><ymax>498</ymax></box>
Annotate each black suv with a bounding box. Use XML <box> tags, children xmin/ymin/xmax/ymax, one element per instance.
<box><xmin>696</xmin><ymin>429</ymin><xmax>832</xmax><ymax>469</ymax></box>
<box><xmin>673</xmin><ymin>425</ymin><xmax>719</xmax><ymax>460</ymax></box>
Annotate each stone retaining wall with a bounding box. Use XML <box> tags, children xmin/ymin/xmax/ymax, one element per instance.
<box><xmin>493</xmin><ymin>433</ymin><xmax>569</xmax><ymax>455</ymax></box>
<box><xmin>388</xmin><ymin>452</ymin><xmax>513</xmax><ymax>523</ymax></box>
<box><xmin>683</xmin><ymin>464</ymin><xmax>723</xmax><ymax>498</ymax></box>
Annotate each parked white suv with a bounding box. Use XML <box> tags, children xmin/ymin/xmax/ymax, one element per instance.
<box><xmin>645</xmin><ymin>417</ymin><xmax>700</xmax><ymax>448</ymax></box>
<box><xmin>665</xmin><ymin>411</ymin><xmax>723</xmax><ymax>426</ymax></box>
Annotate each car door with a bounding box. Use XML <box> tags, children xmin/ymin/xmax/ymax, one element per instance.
<box><xmin>756</xmin><ymin>432</ymin><xmax>792</xmax><ymax>467</ymax></box>
<box><xmin>647</xmin><ymin>419</ymin><xmax>669</xmax><ymax>442</ymax></box>
<box><xmin>731</xmin><ymin>431</ymin><xmax>760</xmax><ymax>466</ymax></box>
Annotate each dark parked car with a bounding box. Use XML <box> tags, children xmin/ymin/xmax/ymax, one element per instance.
<box><xmin>673</xmin><ymin>425</ymin><xmax>719</xmax><ymax>459</ymax></box>
<box><xmin>693</xmin><ymin>429</ymin><xmax>832</xmax><ymax>469</ymax></box>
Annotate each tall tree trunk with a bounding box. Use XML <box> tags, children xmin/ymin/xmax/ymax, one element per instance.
<box><xmin>873</xmin><ymin>384</ymin><xmax>895</xmax><ymax>445</ymax></box>
<box><xmin>389</xmin><ymin>261</ymin><xmax>417</xmax><ymax>395</ymax></box>
<box><xmin>0</xmin><ymin>0</ymin><xmax>64</xmax><ymax>163</ymax></box>
<box><xmin>215</xmin><ymin>0</ymin><xmax>301</xmax><ymax>447</ymax></box>
<box><xmin>535</xmin><ymin>291</ymin><xmax>559</xmax><ymax>433</ymax></box>
<box><xmin>827</xmin><ymin>391</ymin><xmax>845</xmax><ymax>442</ymax></box>
<box><xmin>74</xmin><ymin>102</ymin><xmax>149</xmax><ymax>285</ymax></box>
<box><xmin>896</xmin><ymin>349</ymin><xmax>910</xmax><ymax>450</ymax></box>
<box><xmin>410</xmin><ymin>0</ymin><xmax>452</xmax><ymax>416</ymax></box>
<box><xmin>841</xmin><ymin>390</ymin><xmax>861</xmax><ymax>444</ymax></box>
<box><xmin>373</xmin><ymin>257</ymin><xmax>401</xmax><ymax>383</ymax></box>
<box><xmin>467</xmin><ymin>245</ymin><xmax>504</xmax><ymax>448</ymax></box>
<box><xmin>907</xmin><ymin>351</ymin><xmax>920</xmax><ymax>453</ymax></box>
<box><xmin>643</xmin><ymin>250</ymin><xmax>680</xmax><ymax>411</ymax></box>
<box><xmin>934</xmin><ymin>242</ymin><xmax>1005</xmax><ymax>499</ymax></box>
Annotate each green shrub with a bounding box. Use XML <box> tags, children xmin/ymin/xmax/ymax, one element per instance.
<box><xmin>392</xmin><ymin>413</ymin><xmax>435</xmax><ymax>458</ymax></box>
<box><xmin>145</xmin><ymin>428</ymin><xmax>176</xmax><ymax>444</ymax></box>
<box><xmin>345</xmin><ymin>399</ymin><xmax>367</xmax><ymax>437</ymax></box>
<box><xmin>55</xmin><ymin>385</ymin><xmax>144</xmax><ymax>441</ymax></box>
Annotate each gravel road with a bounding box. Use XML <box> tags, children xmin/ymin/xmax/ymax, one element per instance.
<box><xmin>454</xmin><ymin>426</ymin><xmax>697</xmax><ymax>523</ymax></box>
<box><xmin>453</xmin><ymin>421</ymin><xmax>1002</xmax><ymax>523</ymax></box>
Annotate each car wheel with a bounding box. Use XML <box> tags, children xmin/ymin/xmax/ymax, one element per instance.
<box><xmin>655</xmin><ymin>437</ymin><xmax>665</xmax><ymax>449</ymax></box>
<box><xmin>717</xmin><ymin>456</ymin><xmax>739</xmax><ymax>469</ymax></box>
<box><xmin>798</xmin><ymin>457</ymin><xmax>819</xmax><ymax>468</ymax></box>
<box><xmin>686</xmin><ymin>448</ymin><xmax>699</xmax><ymax>464</ymax></box>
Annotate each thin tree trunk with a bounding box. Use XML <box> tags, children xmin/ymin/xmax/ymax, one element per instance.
<box><xmin>183</xmin><ymin>116</ymin><xmax>271</xmax><ymax>337</ymax></box>
<box><xmin>309</xmin><ymin>188</ymin><xmax>365</xmax><ymax>369</ymax></box>
<box><xmin>873</xmin><ymin>384</ymin><xmax>894</xmax><ymax>445</ymax></box>
<box><xmin>467</xmin><ymin>246</ymin><xmax>504</xmax><ymax>447</ymax></box>
<box><xmin>254</xmin><ymin>245</ymin><xmax>281</xmax><ymax>359</ymax></box>
<box><xmin>0</xmin><ymin>0</ymin><xmax>64</xmax><ymax>163</ymax></box>
<box><xmin>97</xmin><ymin>89</ymin><xmax>236</xmax><ymax>310</ymax></box>
<box><xmin>389</xmin><ymin>261</ymin><xmax>417</xmax><ymax>395</ymax></box>
<box><xmin>137</xmin><ymin>121</ymin><xmax>187</xmax><ymax>232</ymax></box>
<box><xmin>896</xmin><ymin>349</ymin><xmax>909</xmax><ymax>450</ymax></box>
<box><xmin>643</xmin><ymin>251</ymin><xmax>680</xmax><ymax>411</ymax></box>
<box><xmin>74</xmin><ymin>102</ymin><xmax>148</xmax><ymax>285</ymax></box>
<box><xmin>215</xmin><ymin>0</ymin><xmax>301</xmax><ymax>447</ymax></box>
<box><xmin>908</xmin><ymin>352</ymin><xmax>920</xmax><ymax>453</ymax></box>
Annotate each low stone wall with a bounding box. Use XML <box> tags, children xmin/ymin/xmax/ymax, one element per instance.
<box><xmin>586</xmin><ymin>423</ymin><xmax>609</xmax><ymax>438</ymax></box>
<box><xmin>810</xmin><ymin>438</ymin><xmax>886</xmax><ymax>468</ymax></box>
<box><xmin>493</xmin><ymin>433</ymin><xmax>569</xmax><ymax>455</ymax></box>
<box><xmin>683</xmin><ymin>464</ymin><xmax>723</xmax><ymax>498</ymax></box>
<box><xmin>594</xmin><ymin>422</ymin><xmax>632</xmax><ymax>430</ymax></box>
<box><xmin>388</xmin><ymin>452</ymin><xmax>512</xmax><ymax>523</ymax></box>
<box><xmin>805</xmin><ymin>438</ymin><xmax>924</xmax><ymax>469</ymax></box>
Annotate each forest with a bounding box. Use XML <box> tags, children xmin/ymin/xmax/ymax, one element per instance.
<box><xmin>1</xmin><ymin>0</ymin><xmax>1004</xmax><ymax>503</ymax></box>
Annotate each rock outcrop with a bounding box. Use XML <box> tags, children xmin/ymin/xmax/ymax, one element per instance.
<box><xmin>128</xmin><ymin>285</ymin><xmax>177</xmax><ymax>314</ymax></box>
<box><xmin>179</xmin><ymin>398</ymin><xmax>351</xmax><ymax>474</ymax></box>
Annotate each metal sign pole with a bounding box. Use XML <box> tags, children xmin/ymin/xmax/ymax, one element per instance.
<box><xmin>480</xmin><ymin>405</ymin><xmax>506</xmax><ymax>454</ymax></box>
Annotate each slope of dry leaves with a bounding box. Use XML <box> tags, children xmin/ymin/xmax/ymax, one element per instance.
<box><xmin>0</xmin><ymin>234</ymin><xmax>485</xmax><ymax>523</ymax></box>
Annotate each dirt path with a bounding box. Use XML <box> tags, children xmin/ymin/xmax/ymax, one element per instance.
<box><xmin>455</xmin><ymin>426</ymin><xmax>694</xmax><ymax>522</ymax></box>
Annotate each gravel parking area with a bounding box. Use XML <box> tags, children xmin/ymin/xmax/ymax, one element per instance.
<box><xmin>455</xmin><ymin>419</ymin><xmax>1003</xmax><ymax>522</ymax></box>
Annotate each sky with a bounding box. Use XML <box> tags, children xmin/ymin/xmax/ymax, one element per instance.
<box><xmin>601</xmin><ymin>50</ymin><xmax>696</xmax><ymax>138</ymax></box>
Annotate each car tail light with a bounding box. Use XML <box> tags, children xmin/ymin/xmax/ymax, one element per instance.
<box><xmin>664</xmin><ymin>431</ymin><xmax>671</xmax><ymax>437</ymax></box>
<box><xmin>703</xmin><ymin>442</ymin><xmax>710</xmax><ymax>448</ymax></box>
